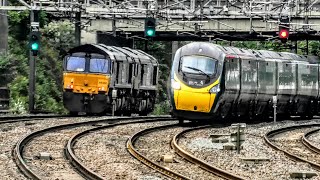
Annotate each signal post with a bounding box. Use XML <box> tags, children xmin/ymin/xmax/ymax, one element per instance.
<box><xmin>28</xmin><ymin>10</ymin><xmax>40</xmax><ymax>113</ymax></box>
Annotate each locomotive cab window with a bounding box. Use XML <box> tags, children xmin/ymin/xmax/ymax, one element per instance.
<box><xmin>89</xmin><ymin>58</ymin><xmax>110</xmax><ymax>74</ymax></box>
<box><xmin>180</xmin><ymin>55</ymin><xmax>217</xmax><ymax>76</ymax></box>
<box><xmin>66</xmin><ymin>56</ymin><xmax>86</xmax><ymax>72</ymax></box>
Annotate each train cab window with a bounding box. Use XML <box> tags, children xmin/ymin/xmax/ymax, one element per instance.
<box><xmin>89</xmin><ymin>58</ymin><xmax>110</xmax><ymax>73</ymax></box>
<box><xmin>153</xmin><ymin>66</ymin><xmax>158</xmax><ymax>85</ymax></box>
<box><xmin>180</xmin><ymin>55</ymin><xmax>217</xmax><ymax>76</ymax></box>
<box><xmin>66</xmin><ymin>56</ymin><xmax>86</xmax><ymax>72</ymax></box>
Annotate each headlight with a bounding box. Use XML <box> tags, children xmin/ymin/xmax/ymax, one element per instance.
<box><xmin>171</xmin><ymin>79</ymin><xmax>181</xmax><ymax>90</ymax></box>
<box><xmin>209</xmin><ymin>84</ymin><xmax>220</xmax><ymax>93</ymax></box>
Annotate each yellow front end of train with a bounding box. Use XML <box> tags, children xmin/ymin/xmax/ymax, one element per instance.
<box><xmin>172</xmin><ymin>74</ymin><xmax>219</xmax><ymax>113</ymax></box>
<box><xmin>169</xmin><ymin>42</ymin><xmax>224</xmax><ymax>120</ymax></box>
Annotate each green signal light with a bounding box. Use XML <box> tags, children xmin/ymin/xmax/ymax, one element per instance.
<box><xmin>146</xmin><ymin>29</ymin><xmax>155</xmax><ymax>36</ymax></box>
<box><xmin>31</xmin><ymin>43</ymin><xmax>39</xmax><ymax>51</ymax></box>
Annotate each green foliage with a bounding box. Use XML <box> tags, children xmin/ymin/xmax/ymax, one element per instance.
<box><xmin>6</xmin><ymin>17</ymin><xmax>75</xmax><ymax>114</ymax></box>
<box><xmin>9</xmin><ymin>75</ymin><xmax>28</xmax><ymax>114</ymax></box>
<box><xmin>151</xmin><ymin>100</ymin><xmax>170</xmax><ymax>115</ymax></box>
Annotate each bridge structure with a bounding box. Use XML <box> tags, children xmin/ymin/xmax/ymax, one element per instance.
<box><xmin>1</xmin><ymin>0</ymin><xmax>320</xmax><ymax>44</ymax></box>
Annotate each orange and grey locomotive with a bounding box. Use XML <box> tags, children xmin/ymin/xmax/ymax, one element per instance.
<box><xmin>63</xmin><ymin>44</ymin><xmax>158</xmax><ymax>115</ymax></box>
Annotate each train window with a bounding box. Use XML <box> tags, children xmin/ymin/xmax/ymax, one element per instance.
<box><xmin>89</xmin><ymin>58</ymin><xmax>110</xmax><ymax>73</ymax></box>
<box><xmin>141</xmin><ymin>65</ymin><xmax>145</xmax><ymax>85</ymax></box>
<box><xmin>66</xmin><ymin>56</ymin><xmax>86</xmax><ymax>72</ymax></box>
<box><xmin>128</xmin><ymin>64</ymin><xmax>133</xmax><ymax>84</ymax></box>
<box><xmin>153</xmin><ymin>66</ymin><xmax>158</xmax><ymax>85</ymax></box>
<box><xmin>116</xmin><ymin>63</ymin><xmax>120</xmax><ymax>83</ymax></box>
<box><xmin>181</xmin><ymin>55</ymin><xmax>217</xmax><ymax>76</ymax></box>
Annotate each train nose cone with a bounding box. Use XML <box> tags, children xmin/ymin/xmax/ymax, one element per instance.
<box><xmin>194</xmin><ymin>106</ymin><xmax>197</xmax><ymax>110</ymax></box>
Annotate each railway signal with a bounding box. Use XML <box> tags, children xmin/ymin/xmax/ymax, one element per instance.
<box><xmin>279</xmin><ymin>16</ymin><xmax>290</xmax><ymax>43</ymax></box>
<box><xmin>30</xmin><ymin>31</ymin><xmax>40</xmax><ymax>56</ymax></box>
<box><xmin>144</xmin><ymin>17</ymin><xmax>156</xmax><ymax>37</ymax></box>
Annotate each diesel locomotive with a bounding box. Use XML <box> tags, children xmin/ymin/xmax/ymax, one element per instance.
<box><xmin>169</xmin><ymin>42</ymin><xmax>320</xmax><ymax>122</ymax></box>
<box><xmin>63</xmin><ymin>44</ymin><xmax>158</xmax><ymax>115</ymax></box>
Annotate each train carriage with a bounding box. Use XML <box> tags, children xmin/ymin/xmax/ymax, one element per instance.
<box><xmin>169</xmin><ymin>42</ymin><xmax>320</xmax><ymax>122</ymax></box>
<box><xmin>63</xmin><ymin>44</ymin><xmax>158</xmax><ymax>115</ymax></box>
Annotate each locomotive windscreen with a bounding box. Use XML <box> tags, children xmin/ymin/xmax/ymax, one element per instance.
<box><xmin>180</xmin><ymin>55</ymin><xmax>217</xmax><ymax>76</ymax></box>
<box><xmin>66</xmin><ymin>56</ymin><xmax>86</xmax><ymax>72</ymax></box>
<box><xmin>90</xmin><ymin>58</ymin><xmax>110</xmax><ymax>73</ymax></box>
<box><xmin>65</xmin><ymin>56</ymin><xmax>110</xmax><ymax>74</ymax></box>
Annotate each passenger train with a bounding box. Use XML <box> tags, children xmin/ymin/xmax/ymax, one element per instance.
<box><xmin>63</xmin><ymin>44</ymin><xmax>158</xmax><ymax>115</ymax></box>
<box><xmin>169</xmin><ymin>42</ymin><xmax>320</xmax><ymax>122</ymax></box>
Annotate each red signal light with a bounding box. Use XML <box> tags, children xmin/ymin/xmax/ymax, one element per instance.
<box><xmin>279</xmin><ymin>29</ymin><xmax>289</xmax><ymax>39</ymax></box>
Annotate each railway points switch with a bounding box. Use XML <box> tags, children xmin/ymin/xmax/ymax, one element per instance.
<box><xmin>230</xmin><ymin>123</ymin><xmax>246</xmax><ymax>153</ymax></box>
<box><xmin>209</xmin><ymin>134</ymin><xmax>229</xmax><ymax>143</ymax></box>
<box><xmin>161</xmin><ymin>154</ymin><xmax>174</xmax><ymax>163</ymax></box>
<box><xmin>240</xmin><ymin>157</ymin><xmax>270</xmax><ymax>163</ymax></box>
<box><xmin>289</xmin><ymin>171</ymin><xmax>317</xmax><ymax>178</ymax></box>
<box><xmin>35</xmin><ymin>152</ymin><xmax>53</xmax><ymax>160</ymax></box>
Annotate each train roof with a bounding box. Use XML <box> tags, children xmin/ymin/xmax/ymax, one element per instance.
<box><xmin>178</xmin><ymin>42</ymin><xmax>320</xmax><ymax>63</ymax></box>
<box><xmin>67</xmin><ymin>44</ymin><xmax>157</xmax><ymax>65</ymax></box>
<box><xmin>177</xmin><ymin>42</ymin><xmax>225</xmax><ymax>61</ymax></box>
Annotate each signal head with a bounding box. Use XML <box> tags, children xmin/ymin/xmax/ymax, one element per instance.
<box><xmin>145</xmin><ymin>17</ymin><xmax>156</xmax><ymax>37</ymax></box>
<box><xmin>29</xmin><ymin>32</ymin><xmax>40</xmax><ymax>56</ymax></box>
<box><xmin>279</xmin><ymin>29</ymin><xmax>289</xmax><ymax>39</ymax></box>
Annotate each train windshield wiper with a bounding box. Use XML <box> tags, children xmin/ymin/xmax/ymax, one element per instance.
<box><xmin>184</xmin><ymin>66</ymin><xmax>210</xmax><ymax>79</ymax></box>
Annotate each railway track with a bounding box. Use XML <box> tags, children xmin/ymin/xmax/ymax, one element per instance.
<box><xmin>12</xmin><ymin>116</ymin><xmax>172</xmax><ymax>179</ymax></box>
<box><xmin>302</xmin><ymin>128</ymin><xmax>320</xmax><ymax>154</ymax></box>
<box><xmin>0</xmin><ymin>114</ymin><xmax>70</xmax><ymax>124</ymax></box>
<box><xmin>264</xmin><ymin>123</ymin><xmax>320</xmax><ymax>170</ymax></box>
<box><xmin>65</xmin><ymin>118</ymin><xmax>176</xmax><ymax>180</ymax></box>
<box><xmin>127</xmin><ymin>123</ymin><xmax>243</xmax><ymax>180</ymax></box>
<box><xmin>171</xmin><ymin>126</ymin><xmax>245</xmax><ymax>180</ymax></box>
<box><xmin>127</xmin><ymin>124</ymin><xmax>190</xmax><ymax>180</ymax></box>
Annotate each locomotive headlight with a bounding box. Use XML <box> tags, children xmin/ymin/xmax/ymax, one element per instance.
<box><xmin>171</xmin><ymin>79</ymin><xmax>181</xmax><ymax>90</ymax></box>
<box><xmin>209</xmin><ymin>84</ymin><xmax>220</xmax><ymax>94</ymax></box>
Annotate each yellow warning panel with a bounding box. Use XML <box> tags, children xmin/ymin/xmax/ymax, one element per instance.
<box><xmin>176</xmin><ymin>91</ymin><xmax>213</xmax><ymax>113</ymax></box>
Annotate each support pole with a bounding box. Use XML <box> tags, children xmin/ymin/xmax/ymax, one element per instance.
<box><xmin>273</xmin><ymin>96</ymin><xmax>277</xmax><ymax>123</ymax></box>
<box><xmin>75</xmin><ymin>11</ymin><xmax>81</xmax><ymax>46</ymax></box>
<box><xmin>28</xmin><ymin>10</ymin><xmax>37</xmax><ymax>113</ymax></box>
<box><xmin>112</xmin><ymin>14</ymin><xmax>116</xmax><ymax>37</ymax></box>
<box><xmin>0</xmin><ymin>0</ymin><xmax>8</xmax><ymax>53</ymax></box>
<box><xmin>172</xmin><ymin>41</ymin><xmax>179</xmax><ymax>61</ymax></box>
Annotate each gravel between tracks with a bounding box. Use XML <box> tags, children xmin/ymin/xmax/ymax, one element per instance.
<box><xmin>272</xmin><ymin>127</ymin><xmax>320</xmax><ymax>165</ymax></box>
<box><xmin>307</xmin><ymin>129</ymin><xmax>320</xmax><ymax>150</ymax></box>
<box><xmin>74</xmin><ymin>121</ymin><xmax>174</xmax><ymax>180</ymax></box>
<box><xmin>178</xmin><ymin>119</ymin><xmax>320</xmax><ymax>180</ymax></box>
<box><xmin>135</xmin><ymin>125</ymin><xmax>224</xmax><ymax>180</ymax></box>
<box><xmin>0</xmin><ymin>116</ymin><xmax>120</xmax><ymax>180</ymax></box>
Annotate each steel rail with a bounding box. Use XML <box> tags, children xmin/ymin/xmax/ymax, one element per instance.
<box><xmin>0</xmin><ymin>114</ymin><xmax>70</xmax><ymax>124</ymax></box>
<box><xmin>127</xmin><ymin>124</ymin><xmax>191</xmax><ymax>180</ymax></box>
<box><xmin>264</xmin><ymin>123</ymin><xmax>320</xmax><ymax>170</ymax></box>
<box><xmin>13</xmin><ymin>115</ymin><xmax>171</xmax><ymax>179</ymax></box>
<box><xmin>171</xmin><ymin>126</ymin><xmax>245</xmax><ymax>180</ymax></box>
<box><xmin>302</xmin><ymin>128</ymin><xmax>320</xmax><ymax>154</ymax></box>
<box><xmin>65</xmin><ymin>118</ymin><xmax>176</xmax><ymax>180</ymax></box>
